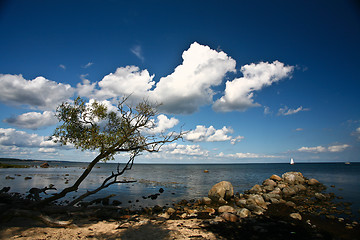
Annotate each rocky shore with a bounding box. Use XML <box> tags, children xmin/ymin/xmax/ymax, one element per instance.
<box><xmin>0</xmin><ymin>171</ymin><xmax>359</xmax><ymax>239</ymax></box>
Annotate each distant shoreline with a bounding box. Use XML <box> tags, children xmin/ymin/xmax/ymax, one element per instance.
<box><xmin>0</xmin><ymin>157</ymin><xmax>358</xmax><ymax>165</ymax></box>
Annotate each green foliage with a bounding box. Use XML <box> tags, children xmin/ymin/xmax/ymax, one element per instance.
<box><xmin>53</xmin><ymin>97</ymin><xmax>164</xmax><ymax>162</ymax></box>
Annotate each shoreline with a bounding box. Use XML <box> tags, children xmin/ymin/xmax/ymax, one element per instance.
<box><xmin>1</xmin><ymin>171</ymin><xmax>359</xmax><ymax>239</ymax></box>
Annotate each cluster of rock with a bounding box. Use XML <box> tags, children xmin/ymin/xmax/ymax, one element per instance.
<box><xmin>148</xmin><ymin>171</ymin><xmax>352</xmax><ymax>224</ymax></box>
<box><xmin>202</xmin><ymin>172</ymin><xmax>325</xmax><ymax>222</ymax></box>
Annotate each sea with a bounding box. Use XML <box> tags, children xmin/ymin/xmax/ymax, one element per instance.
<box><xmin>1</xmin><ymin>161</ymin><xmax>359</xmax><ymax>219</ymax></box>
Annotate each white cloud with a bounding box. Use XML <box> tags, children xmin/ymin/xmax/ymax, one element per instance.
<box><xmin>0</xmin><ymin>74</ymin><xmax>74</xmax><ymax>110</ymax></box>
<box><xmin>0</xmin><ymin>128</ymin><xmax>67</xmax><ymax>150</ymax></box>
<box><xmin>295</xmin><ymin>128</ymin><xmax>304</xmax><ymax>131</ymax></box>
<box><xmin>82</xmin><ymin>62</ymin><xmax>94</xmax><ymax>68</ymax></box>
<box><xmin>298</xmin><ymin>144</ymin><xmax>350</xmax><ymax>153</ymax></box>
<box><xmin>59</xmin><ymin>64</ymin><xmax>66</xmax><ymax>70</ymax></box>
<box><xmin>151</xmin><ymin>42</ymin><xmax>236</xmax><ymax>114</ymax></box>
<box><xmin>213</xmin><ymin>61</ymin><xmax>293</xmax><ymax>112</ymax></box>
<box><xmin>185</xmin><ymin>125</ymin><xmax>243</xmax><ymax>144</ymax></box>
<box><xmin>352</xmin><ymin>127</ymin><xmax>360</xmax><ymax>140</ymax></box>
<box><xmin>161</xmin><ymin>143</ymin><xmax>209</xmax><ymax>156</ymax></box>
<box><xmin>264</xmin><ymin>106</ymin><xmax>272</xmax><ymax>115</ymax></box>
<box><xmin>327</xmin><ymin>144</ymin><xmax>350</xmax><ymax>152</ymax></box>
<box><xmin>218</xmin><ymin>152</ymin><xmax>279</xmax><ymax>159</ymax></box>
<box><xmin>77</xmin><ymin>78</ymin><xmax>97</xmax><ymax>97</ymax></box>
<box><xmin>38</xmin><ymin>148</ymin><xmax>57</xmax><ymax>153</ymax></box>
<box><xmin>96</xmin><ymin>66</ymin><xmax>155</xmax><ymax>100</ymax></box>
<box><xmin>131</xmin><ymin>45</ymin><xmax>145</xmax><ymax>62</ymax></box>
<box><xmin>0</xmin><ymin>128</ymin><xmax>45</xmax><ymax>148</ymax></box>
<box><xmin>3</xmin><ymin>111</ymin><xmax>57</xmax><ymax>130</ymax></box>
<box><xmin>298</xmin><ymin>146</ymin><xmax>327</xmax><ymax>153</ymax></box>
<box><xmin>278</xmin><ymin>106</ymin><xmax>310</xmax><ymax>116</ymax></box>
<box><xmin>146</xmin><ymin>114</ymin><xmax>179</xmax><ymax>134</ymax></box>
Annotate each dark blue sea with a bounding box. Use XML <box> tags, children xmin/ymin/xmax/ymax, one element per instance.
<box><xmin>1</xmin><ymin>162</ymin><xmax>359</xmax><ymax>218</ymax></box>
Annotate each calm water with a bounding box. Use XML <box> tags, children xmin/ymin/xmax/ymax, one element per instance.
<box><xmin>1</xmin><ymin>162</ymin><xmax>359</xmax><ymax>218</ymax></box>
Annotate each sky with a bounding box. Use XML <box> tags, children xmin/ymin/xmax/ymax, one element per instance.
<box><xmin>0</xmin><ymin>0</ymin><xmax>359</xmax><ymax>164</ymax></box>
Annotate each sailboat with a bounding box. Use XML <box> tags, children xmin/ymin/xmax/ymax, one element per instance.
<box><xmin>290</xmin><ymin>158</ymin><xmax>295</xmax><ymax>165</ymax></box>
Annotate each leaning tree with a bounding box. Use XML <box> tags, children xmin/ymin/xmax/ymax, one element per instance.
<box><xmin>37</xmin><ymin>97</ymin><xmax>182</xmax><ymax>206</ymax></box>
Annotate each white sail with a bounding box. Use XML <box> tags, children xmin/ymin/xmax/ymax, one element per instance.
<box><xmin>290</xmin><ymin>158</ymin><xmax>295</xmax><ymax>165</ymax></box>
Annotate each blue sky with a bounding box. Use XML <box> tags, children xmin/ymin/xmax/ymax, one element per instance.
<box><xmin>0</xmin><ymin>0</ymin><xmax>359</xmax><ymax>163</ymax></box>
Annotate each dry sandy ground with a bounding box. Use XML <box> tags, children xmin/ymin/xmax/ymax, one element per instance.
<box><xmin>0</xmin><ymin>217</ymin><xmax>219</xmax><ymax>240</ymax></box>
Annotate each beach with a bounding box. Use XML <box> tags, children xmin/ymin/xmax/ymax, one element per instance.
<box><xmin>1</xmin><ymin>162</ymin><xmax>360</xmax><ymax>239</ymax></box>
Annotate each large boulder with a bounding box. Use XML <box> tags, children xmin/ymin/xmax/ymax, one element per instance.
<box><xmin>282</xmin><ymin>172</ymin><xmax>305</xmax><ymax>185</ymax></box>
<box><xmin>208</xmin><ymin>181</ymin><xmax>234</xmax><ymax>202</ymax></box>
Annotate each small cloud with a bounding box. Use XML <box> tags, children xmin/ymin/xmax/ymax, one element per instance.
<box><xmin>185</xmin><ymin>125</ymin><xmax>243</xmax><ymax>144</ymax></box>
<box><xmin>130</xmin><ymin>45</ymin><xmax>145</xmax><ymax>62</ymax></box>
<box><xmin>298</xmin><ymin>144</ymin><xmax>350</xmax><ymax>153</ymax></box>
<box><xmin>278</xmin><ymin>106</ymin><xmax>310</xmax><ymax>116</ymax></box>
<box><xmin>351</xmin><ymin>127</ymin><xmax>360</xmax><ymax>140</ymax></box>
<box><xmin>264</xmin><ymin>106</ymin><xmax>272</xmax><ymax>115</ymax></box>
<box><xmin>295</xmin><ymin>128</ymin><xmax>304</xmax><ymax>131</ymax></box>
<box><xmin>82</xmin><ymin>62</ymin><xmax>94</xmax><ymax>68</ymax></box>
<box><xmin>59</xmin><ymin>64</ymin><xmax>66</xmax><ymax>70</ymax></box>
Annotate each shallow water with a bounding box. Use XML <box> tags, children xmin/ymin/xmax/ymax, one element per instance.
<box><xmin>1</xmin><ymin>162</ymin><xmax>359</xmax><ymax>217</ymax></box>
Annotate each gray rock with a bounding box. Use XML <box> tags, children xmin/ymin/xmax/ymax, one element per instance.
<box><xmin>208</xmin><ymin>181</ymin><xmax>234</xmax><ymax>202</ymax></box>
<box><xmin>282</xmin><ymin>172</ymin><xmax>305</xmax><ymax>185</ymax></box>
<box><xmin>218</xmin><ymin>205</ymin><xmax>235</xmax><ymax>213</ymax></box>
<box><xmin>270</xmin><ymin>174</ymin><xmax>282</xmax><ymax>181</ymax></box>
<box><xmin>263</xmin><ymin>193</ymin><xmax>281</xmax><ymax>201</ymax></box>
<box><xmin>220</xmin><ymin>212</ymin><xmax>238</xmax><ymax>222</ymax></box>
<box><xmin>308</xmin><ymin>178</ymin><xmax>320</xmax><ymax>185</ymax></box>
<box><xmin>290</xmin><ymin>213</ymin><xmax>302</xmax><ymax>220</ymax></box>
<box><xmin>202</xmin><ymin>197</ymin><xmax>212</xmax><ymax>205</ymax></box>
<box><xmin>263</xmin><ymin>179</ymin><xmax>277</xmax><ymax>187</ymax></box>
<box><xmin>237</xmin><ymin>208</ymin><xmax>250</xmax><ymax>218</ymax></box>
<box><xmin>315</xmin><ymin>193</ymin><xmax>327</xmax><ymax>200</ymax></box>
<box><xmin>282</xmin><ymin>186</ymin><xmax>296</xmax><ymax>197</ymax></box>
<box><xmin>249</xmin><ymin>184</ymin><xmax>263</xmax><ymax>194</ymax></box>
<box><xmin>235</xmin><ymin>199</ymin><xmax>247</xmax><ymax>207</ymax></box>
<box><xmin>248</xmin><ymin>194</ymin><xmax>267</xmax><ymax>209</ymax></box>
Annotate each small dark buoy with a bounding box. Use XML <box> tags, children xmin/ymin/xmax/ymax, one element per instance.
<box><xmin>159</xmin><ymin>188</ymin><xmax>164</xmax><ymax>193</ymax></box>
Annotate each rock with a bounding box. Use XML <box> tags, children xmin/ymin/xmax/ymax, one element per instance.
<box><xmin>5</xmin><ymin>176</ymin><xmax>15</xmax><ymax>180</ymax></box>
<box><xmin>249</xmin><ymin>205</ymin><xmax>265</xmax><ymax>215</ymax></box>
<box><xmin>24</xmin><ymin>177</ymin><xmax>32</xmax><ymax>180</ymax></box>
<box><xmin>167</xmin><ymin>207</ymin><xmax>176</xmax><ymax>215</ymax></box>
<box><xmin>208</xmin><ymin>181</ymin><xmax>234</xmax><ymax>202</ymax></box>
<box><xmin>40</xmin><ymin>162</ymin><xmax>49</xmax><ymax>168</ymax></box>
<box><xmin>282</xmin><ymin>186</ymin><xmax>297</xmax><ymax>197</ymax></box>
<box><xmin>270</xmin><ymin>187</ymin><xmax>282</xmax><ymax>195</ymax></box>
<box><xmin>236</xmin><ymin>199</ymin><xmax>247</xmax><ymax>207</ymax></box>
<box><xmin>282</xmin><ymin>172</ymin><xmax>305</xmax><ymax>185</ymax></box>
<box><xmin>294</xmin><ymin>184</ymin><xmax>307</xmax><ymax>192</ymax></box>
<box><xmin>315</xmin><ymin>193</ymin><xmax>327</xmax><ymax>200</ymax></box>
<box><xmin>263</xmin><ymin>185</ymin><xmax>275</xmax><ymax>192</ymax></box>
<box><xmin>286</xmin><ymin>201</ymin><xmax>296</xmax><ymax>208</ymax></box>
<box><xmin>237</xmin><ymin>208</ymin><xmax>250</xmax><ymax>218</ymax></box>
<box><xmin>202</xmin><ymin>197</ymin><xmax>212</xmax><ymax>205</ymax></box>
<box><xmin>218</xmin><ymin>205</ymin><xmax>235</xmax><ymax>213</ymax></box>
<box><xmin>248</xmin><ymin>194</ymin><xmax>267</xmax><ymax>209</ymax></box>
<box><xmin>270</xmin><ymin>174</ymin><xmax>282</xmax><ymax>181</ymax></box>
<box><xmin>263</xmin><ymin>179</ymin><xmax>277</xmax><ymax>187</ymax></box>
<box><xmin>249</xmin><ymin>184</ymin><xmax>263</xmax><ymax>194</ymax></box>
<box><xmin>308</xmin><ymin>178</ymin><xmax>320</xmax><ymax>186</ymax></box>
<box><xmin>158</xmin><ymin>212</ymin><xmax>170</xmax><ymax>219</ymax></box>
<box><xmin>220</xmin><ymin>212</ymin><xmax>238</xmax><ymax>222</ymax></box>
<box><xmin>290</xmin><ymin>213</ymin><xmax>302</xmax><ymax>220</ymax></box>
<box><xmin>159</xmin><ymin>188</ymin><xmax>164</xmax><ymax>193</ymax></box>
<box><xmin>263</xmin><ymin>193</ymin><xmax>281</xmax><ymax>202</ymax></box>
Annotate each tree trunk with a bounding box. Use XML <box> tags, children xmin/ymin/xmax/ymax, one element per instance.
<box><xmin>35</xmin><ymin>152</ymin><xmax>109</xmax><ymax>207</ymax></box>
